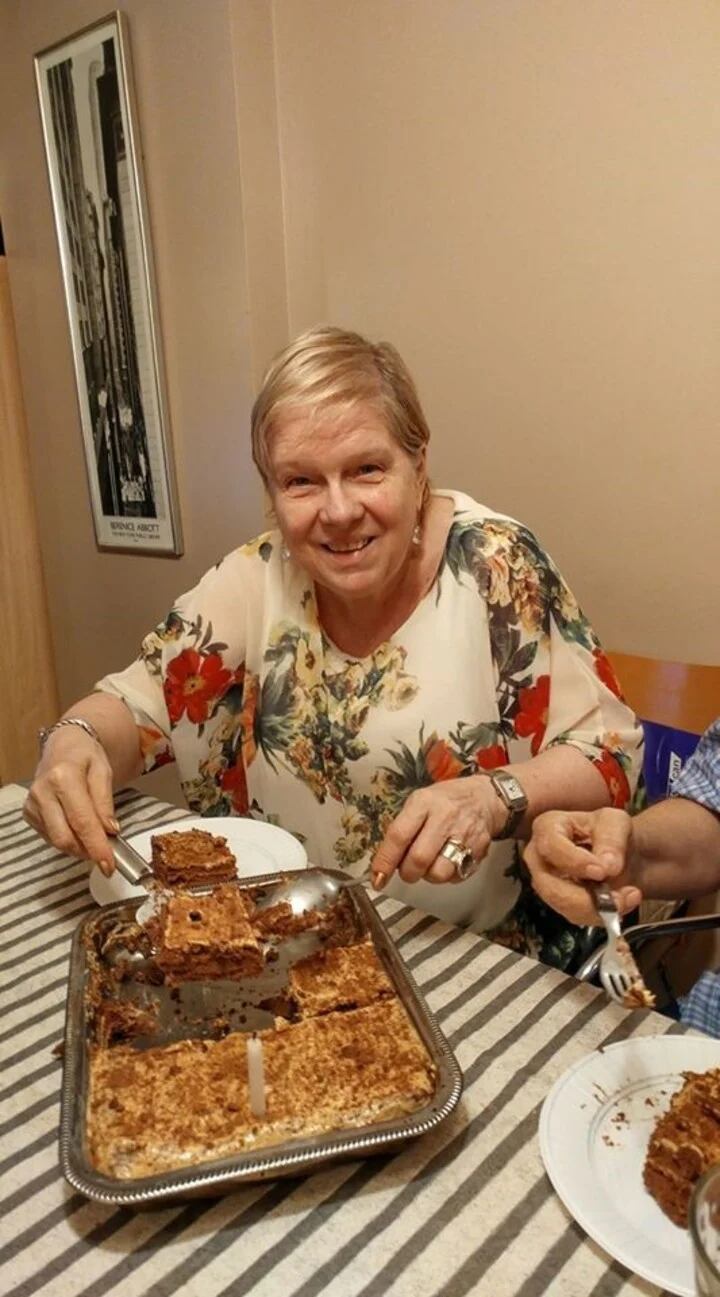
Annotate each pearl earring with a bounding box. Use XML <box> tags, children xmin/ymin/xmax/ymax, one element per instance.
<box><xmin>281</xmin><ymin>543</ymin><xmax>290</xmax><ymax>561</ymax></box>
<box><xmin>412</xmin><ymin>522</ymin><xmax>422</xmax><ymax>547</ymax></box>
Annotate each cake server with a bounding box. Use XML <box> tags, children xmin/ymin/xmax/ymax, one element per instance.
<box><xmin>111</xmin><ymin>834</ymin><xmax>154</xmax><ymax>889</ymax></box>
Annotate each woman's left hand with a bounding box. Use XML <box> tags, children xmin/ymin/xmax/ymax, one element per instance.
<box><xmin>370</xmin><ymin>776</ymin><xmax>508</xmax><ymax>888</ymax></box>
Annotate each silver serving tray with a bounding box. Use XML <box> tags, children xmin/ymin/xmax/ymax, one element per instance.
<box><xmin>60</xmin><ymin>868</ymin><xmax>463</xmax><ymax>1204</ymax></box>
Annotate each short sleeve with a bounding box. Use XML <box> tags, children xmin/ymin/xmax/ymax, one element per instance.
<box><xmin>471</xmin><ymin>518</ymin><xmax>644</xmax><ymax>808</ymax></box>
<box><xmin>95</xmin><ymin>551</ymin><xmax>250</xmax><ymax>775</ymax></box>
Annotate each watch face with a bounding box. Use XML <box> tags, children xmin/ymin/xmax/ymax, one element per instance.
<box><xmin>493</xmin><ymin>772</ymin><xmax>527</xmax><ymax>808</ymax></box>
<box><xmin>489</xmin><ymin>771</ymin><xmax>528</xmax><ymax>839</ymax></box>
<box><xmin>505</xmin><ymin>776</ymin><xmax>526</xmax><ymax>804</ymax></box>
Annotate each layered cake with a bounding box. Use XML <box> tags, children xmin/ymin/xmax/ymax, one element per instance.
<box><xmin>614</xmin><ymin>937</ymin><xmax>656</xmax><ymax>1009</ymax></box>
<box><xmin>87</xmin><ymin>998</ymin><xmax>437</xmax><ymax>1178</ymax></box>
<box><xmin>84</xmin><ymin>862</ymin><xmax>439</xmax><ymax>1181</ymax></box>
<box><xmin>252</xmin><ymin>900</ymin><xmax>325</xmax><ymax>939</ymax></box>
<box><xmin>621</xmin><ymin>980</ymin><xmax>656</xmax><ymax>1010</ymax></box>
<box><xmin>288</xmin><ymin>939</ymin><xmax>395</xmax><ymax>1017</ymax></box>
<box><xmin>151</xmin><ymin>828</ymin><xmax>237</xmax><ymax>887</ymax></box>
<box><xmin>251</xmin><ymin>889</ymin><xmax>357</xmax><ymax>945</ymax></box>
<box><xmin>644</xmin><ymin>1068</ymin><xmax>720</xmax><ymax>1227</ymax></box>
<box><xmin>155</xmin><ymin>884</ymin><xmax>264</xmax><ymax>982</ymax></box>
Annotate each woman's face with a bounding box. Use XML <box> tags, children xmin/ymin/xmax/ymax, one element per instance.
<box><xmin>267</xmin><ymin>404</ymin><xmax>426</xmax><ymax>606</ymax></box>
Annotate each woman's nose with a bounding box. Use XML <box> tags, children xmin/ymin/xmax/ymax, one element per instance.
<box><xmin>320</xmin><ymin>482</ymin><xmax>363</xmax><ymax>526</ymax></box>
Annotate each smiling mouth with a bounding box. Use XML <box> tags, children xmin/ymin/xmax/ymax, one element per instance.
<box><xmin>321</xmin><ymin>538</ymin><xmax>374</xmax><ymax>554</ymax></box>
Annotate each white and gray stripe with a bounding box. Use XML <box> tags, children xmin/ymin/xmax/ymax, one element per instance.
<box><xmin>0</xmin><ymin>795</ymin><xmax>676</xmax><ymax>1296</ymax></box>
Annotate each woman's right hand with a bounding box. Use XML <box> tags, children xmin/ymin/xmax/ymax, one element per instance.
<box><xmin>24</xmin><ymin>729</ymin><xmax>119</xmax><ymax>875</ymax></box>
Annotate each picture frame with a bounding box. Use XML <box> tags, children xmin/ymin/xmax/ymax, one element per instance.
<box><xmin>35</xmin><ymin>11</ymin><xmax>183</xmax><ymax>555</ymax></box>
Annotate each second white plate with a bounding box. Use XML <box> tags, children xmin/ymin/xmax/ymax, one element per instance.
<box><xmin>539</xmin><ymin>1033</ymin><xmax>720</xmax><ymax>1296</ymax></box>
<box><xmin>89</xmin><ymin>814</ymin><xmax>308</xmax><ymax>906</ymax></box>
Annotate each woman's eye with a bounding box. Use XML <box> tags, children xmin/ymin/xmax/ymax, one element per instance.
<box><xmin>286</xmin><ymin>476</ymin><xmax>311</xmax><ymax>489</ymax></box>
<box><xmin>357</xmin><ymin>464</ymin><xmax>382</xmax><ymax>477</ymax></box>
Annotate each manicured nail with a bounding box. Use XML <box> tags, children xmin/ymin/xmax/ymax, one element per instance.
<box><xmin>97</xmin><ymin>859</ymin><xmax>114</xmax><ymax>878</ymax></box>
<box><xmin>371</xmin><ymin>871</ymin><xmax>387</xmax><ymax>891</ymax></box>
<box><xmin>107</xmin><ymin>817</ymin><xmax>120</xmax><ymax>834</ymax></box>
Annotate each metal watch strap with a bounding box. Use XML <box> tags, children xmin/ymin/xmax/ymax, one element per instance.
<box><xmin>38</xmin><ymin>718</ymin><xmax>102</xmax><ymax>752</ymax></box>
<box><xmin>485</xmin><ymin>769</ymin><xmax>528</xmax><ymax>840</ymax></box>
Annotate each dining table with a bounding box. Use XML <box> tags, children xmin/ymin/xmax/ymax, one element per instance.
<box><xmin>0</xmin><ymin>782</ymin><xmax>685</xmax><ymax>1297</ymax></box>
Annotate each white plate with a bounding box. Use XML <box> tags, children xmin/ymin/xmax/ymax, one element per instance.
<box><xmin>88</xmin><ymin>815</ymin><xmax>308</xmax><ymax>906</ymax></box>
<box><xmin>539</xmin><ymin>1034</ymin><xmax>720</xmax><ymax>1296</ymax></box>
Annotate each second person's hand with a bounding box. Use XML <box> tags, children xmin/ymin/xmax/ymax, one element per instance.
<box><xmin>523</xmin><ymin>807</ymin><xmax>642</xmax><ymax>925</ymax></box>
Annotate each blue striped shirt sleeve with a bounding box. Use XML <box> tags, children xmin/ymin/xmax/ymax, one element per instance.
<box><xmin>671</xmin><ymin>717</ymin><xmax>720</xmax><ymax>815</ymax></box>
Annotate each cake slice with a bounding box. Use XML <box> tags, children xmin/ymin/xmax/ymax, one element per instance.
<box><xmin>252</xmin><ymin>900</ymin><xmax>325</xmax><ymax>939</ymax></box>
<box><xmin>155</xmin><ymin>884</ymin><xmax>264</xmax><ymax>983</ymax></box>
<box><xmin>87</xmin><ymin>998</ymin><xmax>437</xmax><ymax>1178</ymax></box>
<box><xmin>288</xmin><ymin>939</ymin><xmax>395</xmax><ymax>1017</ymax></box>
<box><xmin>249</xmin><ymin>887</ymin><xmax>359</xmax><ymax>947</ymax></box>
<box><xmin>644</xmin><ymin>1067</ymin><xmax>720</xmax><ymax>1227</ymax></box>
<box><xmin>151</xmin><ymin>828</ymin><xmax>237</xmax><ymax>887</ymax></box>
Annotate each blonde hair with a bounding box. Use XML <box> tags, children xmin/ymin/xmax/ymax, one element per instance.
<box><xmin>251</xmin><ymin>326</ymin><xmax>431</xmax><ymax>504</ymax></box>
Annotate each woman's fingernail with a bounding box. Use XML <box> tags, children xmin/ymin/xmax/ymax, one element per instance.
<box><xmin>98</xmin><ymin>860</ymin><xmax>114</xmax><ymax>878</ymax></box>
<box><xmin>107</xmin><ymin>817</ymin><xmax>120</xmax><ymax>834</ymax></box>
<box><xmin>371</xmin><ymin>871</ymin><xmax>387</xmax><ymax>891</ymax></box>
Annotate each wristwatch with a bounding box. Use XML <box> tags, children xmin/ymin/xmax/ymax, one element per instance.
<box><xmin>483</xmin><ymin>769</ymin><xmax>528</xmax><ymax>839</ymax></box>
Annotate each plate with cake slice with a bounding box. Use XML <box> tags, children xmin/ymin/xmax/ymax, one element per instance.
<box><xmin>539</xmin><ymin>1035</ymin><xmax>720</xmax><ymax>1295</ymax></box>
<box><xmin>89</xmin><ymin>816</ymin><xmax>308</xmax><ymax>905</ymax></box>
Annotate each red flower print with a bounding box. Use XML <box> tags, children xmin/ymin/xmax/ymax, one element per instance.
<box><xmin>164</xmin><ymin>649</ymin><xmax>232</xmax><ymax>725</ymax></box>
<box><xmin>240</xmin><ymin>673</ymin><xmax>260</xmax><ymax>768</ymax></box>
<box><xmin>474</xmin><ymin>743</ymin><xmax>508</xmax><ymax>771</ymax></box>
<box><xmin>221</xmin><ymin>757</ymin><xmax>249</xmax><ymax>815</ymax></box>
<box><xmin>514</xmin><ymin>675</ymin><xmax>550</xmax><ymax>755</ymax></box>
<box><xmin>425</xmin><ymin>738</ymin><xmax>464</xmax><ymax>783</ymax></box>
<box><xmin>593</xmin><ymin>649</ymin><xmax>623</xmax><ymax>700</ymax></box>
<box><xmin>138</xmin><ymin>725</ymin><xmax>173</xmax><ymax>769</ymax></box>
<box><xmin>594</xmin><ymin>748</ymin><xmax>631</xmax><ymax>809</ymax></box>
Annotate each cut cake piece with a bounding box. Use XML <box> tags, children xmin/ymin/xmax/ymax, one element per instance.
<box><xmin>92</xmin><ymin>998</ymin><xmax>159</xmax><ymax>1048</ymax></box>
<box><xmin>155</xmin><ymin>884</ymin><xmax>264</xmax><ymax>983</ymax></box>
<box><xmin>643</xmin><ymin>1067</ymin><xmax>720</xmax><ymax>1227</ymax></box>
<box><xmin>288</xmin><ymin>939</ymin><xmax>395</xmax><ymax>1017</ymax></box>
<box><xmin>150</xmin><ymin>828</ymin><xmax>237</xmax><ymax>887</ymax></box>
<box><xmin>252</xmin><ymin>900</ymin><xmax>325</xmax><ymax>939</ymax></box>
<box><xmin>249</xmin><ymin>887</ymin><xmax>360</xmax><ymax>947</ymax></box>
<box><xmin>87</xmin><ymin>997</ymin><xmax>437</xmax><ymax>1178</ymax></box>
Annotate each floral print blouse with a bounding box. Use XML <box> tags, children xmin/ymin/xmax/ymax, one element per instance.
<box><xmin>97</xmin><ymin>491</ymin><xmax>643</xmax><ymax>963</ymax></box>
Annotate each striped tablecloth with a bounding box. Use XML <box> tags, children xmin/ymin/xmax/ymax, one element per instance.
<box><xmin>1</xmin><ymin>787</ymin><xmax>682</xmax><ymax>1297</ymax></box>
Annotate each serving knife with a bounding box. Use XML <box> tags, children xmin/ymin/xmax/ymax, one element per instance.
<box><xmin>110</xmin><ymin>834</ymin><xmax>154</xmax><ymax>889</ymax></box>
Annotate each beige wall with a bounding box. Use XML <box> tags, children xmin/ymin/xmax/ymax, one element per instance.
<box><xmin>273</xmin><ymin>0</ymin><xmax>720</xmax><ymax>661</ymax></box>
<box><xmin>0</xmin><ymin>0</ymin><xmax>268</xmax><ymax>792</ymax></box>
<box><xmin>0</xmin><ymin>0</ymin><xmax>718</xmax><ymax>784</ymax></box>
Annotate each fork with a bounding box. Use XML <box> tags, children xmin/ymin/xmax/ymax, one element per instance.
<box><xmin>593</xmin><ymin>882</ymin><xmax>645</xmax><ymax>1005</ymax></box>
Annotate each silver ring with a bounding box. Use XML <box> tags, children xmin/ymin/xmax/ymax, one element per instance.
<box><xmin>438</xmin><ymin>837</ymin><xmax>476</xmax><ymax>881</ymax></box>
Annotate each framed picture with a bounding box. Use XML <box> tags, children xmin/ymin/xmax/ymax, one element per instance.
<box><xmin>35</xmin><ymin>12</ymin><xmax>183</xmax><ymax>555</ymax></box>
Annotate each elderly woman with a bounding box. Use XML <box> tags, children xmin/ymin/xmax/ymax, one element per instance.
<box><xmin>26</xmin><ymin>326</ymin><xmax>643</xmax><ymax>967</ymax></box>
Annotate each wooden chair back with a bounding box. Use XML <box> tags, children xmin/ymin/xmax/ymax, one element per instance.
<box><xmin>608</xmin><ymin>651</ymin><xmax>720</xmax><ymax>735</ymax></box>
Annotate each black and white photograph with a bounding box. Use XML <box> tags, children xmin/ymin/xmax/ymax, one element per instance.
<box><xmin>35</xmin><ymin>13</ymin><xmax>182</xmax><ymax>554</ymax></box>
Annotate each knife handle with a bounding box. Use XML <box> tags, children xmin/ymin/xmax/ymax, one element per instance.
<box><xmin>112</xmin><ymin>835</ymin><xmax>153</xmax><ymax>887</ymax></box>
